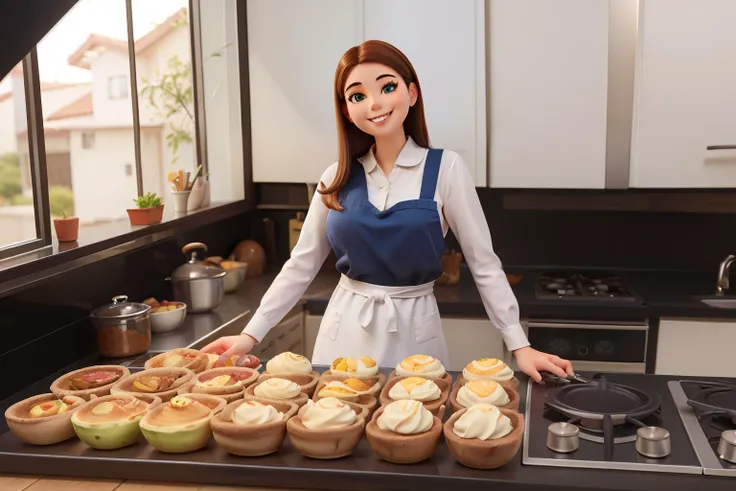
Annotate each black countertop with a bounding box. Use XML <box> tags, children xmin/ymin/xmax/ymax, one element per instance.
<box><xmin>2</xmin><ymin>368</ymin><xmax>735</xmax><ymax>491</ymax></box>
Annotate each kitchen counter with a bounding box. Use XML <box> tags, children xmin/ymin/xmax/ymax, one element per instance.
<box><xmin>1</xmin><ymin>369</ymin><xmax>734</xmax><ymax>491</ymax></box>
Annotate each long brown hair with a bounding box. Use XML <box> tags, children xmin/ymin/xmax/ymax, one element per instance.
<box><xmin>319</xmin><ymin>40</ymin><xmax>430</xmax><ymax>210</ymax></box>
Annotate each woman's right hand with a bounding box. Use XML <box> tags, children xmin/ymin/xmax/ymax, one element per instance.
<box><xmin>201</xmin><ymin>333</ymin><xmax>257</xmax><ymax>364</ymax></box>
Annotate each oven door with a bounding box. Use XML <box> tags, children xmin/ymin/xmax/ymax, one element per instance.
<box><xmin>526</xmin><ymin>320</ymin><xmax>648</xmax><ymax>374</ymax></box>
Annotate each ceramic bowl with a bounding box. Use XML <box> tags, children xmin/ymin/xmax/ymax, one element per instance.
<box><xmin>50</xmin><ymin>365</ymin><xmax>130</xmax><ymax>401</ymax></box>
<box><xmin>286</xmin><ymin>414</ymin><xmax>365</xmax><ymax>459</ymax></box>
<box><xmin>139</xmin><ymin>393</ymin><xmax>226</xmax><ymax>453</ymax></box>
<box><xmin>444</xmin><ymin>407</ymin><xmax>524</xmax><ymax>469</ymax></box>
<box><xmin>379</xmin><ymin>376</ymin><xmax>451</xmax><ymax>416</ymax></box>
<box><xmin>5</xmin><ymin>393</ymin><xmax>86</xmax><ymax>445</ymax></box>
<box><xmin>244</xmin><ymin>380</ymin><xmax>309</xmax><ymax>408</ymax></box>
<box><xmin>365</xmin><ymin>405</ymin><xmax>443</xmax><ymax>464</ymax></box>
<box><xmin>144</xmin><ymin>348</ymin><xmax>209</xmax><ymax>373</ymax></box>
<box><xmin>149</xmin><ymin>302</ymin><xmax>187</xmax><ymax>334</ymax></box>
<box><xmin>449</xmin><ymin>380</ymin><xmax>520</xmax><ymax>414</ymax></box>
<box><xmin>211</xmin><ymin>398</ymin><xmax>298</xmax><ymax>456</ymax></box>
<box><xmin>257</xmin><ymin>372</ymin><xmax>319</xmax><ymax>398</ymax></box>
<box><xmin>111</xmin><ymin>367</ymin><xmax>194</xmax><ymax>402</ymax></box>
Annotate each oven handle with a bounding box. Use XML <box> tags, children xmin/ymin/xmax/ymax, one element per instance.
<box><xmin>527</xmin><ymin>321</ymin><xmax>648</xmax><ymax>331</ymax></box>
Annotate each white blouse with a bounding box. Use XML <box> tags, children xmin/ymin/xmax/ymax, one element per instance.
<box><xmin>242</xmin><ymin>137</ymin><xmax>530</xmax><ymax>352</ymax></box>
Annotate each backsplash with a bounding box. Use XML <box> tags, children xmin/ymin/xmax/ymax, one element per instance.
<box><xmin>0</xmin><ymin>211</ymin><xmax>253</xmax><ymax>401</ymax></box>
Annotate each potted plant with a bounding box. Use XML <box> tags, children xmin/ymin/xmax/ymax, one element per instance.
<box><xmin>127</xmin><ymin>192</ymin><xmax>164</xmax><ymax>226</ymax></box>
<box><xmin>53</xmin><ymin>210</ymin><xmax>79</xmax><ymax>242</ymax></box>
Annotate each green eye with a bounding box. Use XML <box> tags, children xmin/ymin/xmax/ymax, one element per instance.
<box><xmin>348</xmin><ymin>93</ymin><xmax>366</xmax><ymax>103</ymax></box>
<box><xmin>383</xmin><ymin>81</ymin><xmax>398</xmax><ymax>94</ymax></box>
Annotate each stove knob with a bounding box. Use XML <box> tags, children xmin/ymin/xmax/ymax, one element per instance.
<box><xmin>718</xmin><ymin>430</ymin><xmax>736</xmax><ymax>464</ymax></box>
<box><xmin>547</xmin><ymin>422</ymin><xmax>579</xmax><ymax>453</ymax></box>
<box><xmin>636</xmin><ymin>427</ymin><xmax>671</xmax><ymax>459</ymax></box>
<box><xmin>577</xmin><ymin>345</ymin><xmax>589</xmax><ymax>357</ymax></box>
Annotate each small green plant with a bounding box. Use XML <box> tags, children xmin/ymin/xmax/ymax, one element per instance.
<box><xmin>133</xmin><ymin>192</ymin><xmax>163</xmax><ymax>209</ymax></box>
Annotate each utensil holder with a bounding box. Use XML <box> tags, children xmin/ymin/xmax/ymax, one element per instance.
<box><xmin>171</xmin><ymin>190</ymin><xmax>191</xmax><ymax>213</ymax></box>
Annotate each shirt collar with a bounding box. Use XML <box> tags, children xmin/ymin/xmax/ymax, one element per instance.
<box><xmin>358</xmin><ymin>136</ymin><xmax>428</xmax><ymax>173</ymax></box>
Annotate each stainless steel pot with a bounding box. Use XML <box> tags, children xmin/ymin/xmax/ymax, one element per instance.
<box><xmin>90</xmin><ymin>295</ymin><xmax>151</xmax><ymax>358</ymax></box>
<box><xmin>167</xmin><ymin>242</ymin><xmax>226</xmax><ymax>313</ymax></box>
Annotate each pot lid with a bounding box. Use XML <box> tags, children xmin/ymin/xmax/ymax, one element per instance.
<box><xmin>171</xmin><ymin>242</ymin><xmax>226</xmax><ymax>280</ymax></box>
<box><xmin>90</xmin><ymin>295</ymin><xmax>151</xmax><ymax>319</ymax></box>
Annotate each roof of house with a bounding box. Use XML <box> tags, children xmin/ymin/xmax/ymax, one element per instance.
<box><xmin>68</xmin><ymin>8</ymin><xmax>188</xmax><ymax>69</ymax></box>
<box><xmin>46</xmin><ymin>92</ymin><xmax>93</xmax><ymax>121</ymax></box>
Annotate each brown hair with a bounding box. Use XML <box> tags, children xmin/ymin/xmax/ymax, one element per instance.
<box><xmin>319</xmin><ymin>40</ymin><xmax>430</xmax><ymax>210</ymax></box>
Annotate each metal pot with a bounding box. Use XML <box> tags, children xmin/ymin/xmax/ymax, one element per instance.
<box><xmin>90</xmin><ymin>295</ymin><xmax>151</xmax><ymax>358</ymax></box>
<box><xmin>167</xmin><ymin>242</ymin><xmax>226</xmax><ymax>313</ymax></box>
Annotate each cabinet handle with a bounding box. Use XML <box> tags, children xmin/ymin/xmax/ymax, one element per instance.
<box><xmin>706</xmin><ymin>145</ymin><xmax>736</xmax><ymax>150</ymax></box>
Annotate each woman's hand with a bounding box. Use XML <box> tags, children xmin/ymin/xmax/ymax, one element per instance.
<box><xmin>201</xmin><ymin>333</ymin><xmax>257</xmax><ymax>364</ymax></box>
<box><xmin>513</xmin><ymin>346</ymin><xmax>574</xmax><ymax>383</ymax></box>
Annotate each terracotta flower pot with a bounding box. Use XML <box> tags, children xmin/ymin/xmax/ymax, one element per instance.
<box><xmin>127</xmin><ymin>205</ymin><xmax>164</xmax><ymax>226</ymax></box>
<box><xmin>53</xmin><ymin>216</ymin><xmax>79</xmax><ymax>242</ymax></box>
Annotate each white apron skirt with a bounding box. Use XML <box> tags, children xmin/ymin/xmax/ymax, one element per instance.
<box><xmin>311</xmin><ymin>275</ymin><xmax>450</xmax><ymax>368</ymax></box>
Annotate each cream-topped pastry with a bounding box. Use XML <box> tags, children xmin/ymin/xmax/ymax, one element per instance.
<box><xmin>318</xmin><ymin>378</ymin><xmax>374</xmax><ymax>399</ymax></box>
<box><xmin>377</xmin><ymin>399</ymin><xmax>434</xmax><ymax>435</ymax></box>
<box><xmin>388</xmin><ymin>377</ymin><xmax>441</xmax><ymax>402</ymax></box>
<box><xmin>266</xmin><ymin>352</ymin><xmax>312</xmax><ymax>374</ymax></box>
<box><xmin>301</xmin><ymin>397</ymin><xmax>356</xmax><ymax>430</ymax></box>
<box><xmin>395</xmin><ymin>355</ymin><xmax>445</xmax><ymax>379</ymax></box>
<box><xmin>456</xmin><ymin>380</ymin><xmax>510</xmax><ymax>407</ymax></box>
<box><xmin>463</xmin><ymin>358</ymin><xmax>514</xmax><ymax>382</ymax></box>
<box><xmin>232</xmin><ymin>400</ymin><xmax>284</xmax><ymax>425</ymax></box>
<box><xmin>453</xmin><ymin>404</ymin><xmax>513</xmax><ymax>440</ymax></box>
<box><xmin>330</xmin><ymin>357</ymin><xmax>379</xmax><ymax>377</ymax></box>
<box><xmin>254</xmin><ymin>378</ymin><xmax>301</xmax><ymax>400</ymax></box>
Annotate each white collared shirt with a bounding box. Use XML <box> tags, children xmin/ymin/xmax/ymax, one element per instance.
<box><xmin>243</xmin><ymin>137</ymin><xmax>530</xmax><ymax>352</ymax></box>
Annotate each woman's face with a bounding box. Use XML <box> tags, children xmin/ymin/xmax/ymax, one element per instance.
<box><xmin>342</xmin><ymin>62</ymin><xmax>418</xmax><ymax>139</ymax></box>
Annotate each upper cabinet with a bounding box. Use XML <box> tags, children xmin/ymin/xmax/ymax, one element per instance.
<box><xmin>488</xmin><ymin>0</ymin><xmax>611</xmax><ymax>189</ymax></box>
<box><xmin>630</xmin><ymin>0</ymin><xmax>736</xmax><ymax>188</ymax></box>
<box><xmin>363</xmin><ymin>0</ymin><xmax>487</xmax><ymax>186</ymax></box>
<box><xmin>247</xmin><ymin>0</ymin><xmax>487</xmax><ymax>185</ymax></box>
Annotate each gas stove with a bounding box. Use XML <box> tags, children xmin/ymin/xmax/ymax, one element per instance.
<box><xmin>523</xmin><ymin>373</ymin><xmax>703</xmax><ymax>474</ymax></box>
<box><xmin>535</xmin><ymin>271</ymin><xmax>640</xmax><ymax>302</ymax></box>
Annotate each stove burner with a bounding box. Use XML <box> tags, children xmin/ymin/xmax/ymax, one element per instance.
<box><xmin>536</xmin><ymin>271</ymin><xmax>638</xmax><ymax>302</ymax></box>
<box><xmin>684</xmin><ymin>380</ymin><xmax>736</xmax><ymax>426</ymax></box>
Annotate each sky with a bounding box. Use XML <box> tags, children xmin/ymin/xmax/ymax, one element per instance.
<box><xmin>0</xmin><ymin>0</ymin><xmax>187</xmax><ymax>93</ymax></box>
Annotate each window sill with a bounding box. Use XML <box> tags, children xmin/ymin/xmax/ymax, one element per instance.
<box><xmin>0</xmin><ymin>199</ymin><xmax>253</xmax><ymax>297</ymax></box>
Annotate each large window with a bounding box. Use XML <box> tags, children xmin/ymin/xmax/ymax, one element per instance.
<box><xmin>0</xmin><ymin>0</ymin><xmax>245</xmax><ymax>261</ymax></box>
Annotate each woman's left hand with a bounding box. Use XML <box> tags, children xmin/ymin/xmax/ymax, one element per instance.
<box><xmin>513</xmin><ymin>346</ymin><xmax>574</xmax><ymax>383</ymax></box>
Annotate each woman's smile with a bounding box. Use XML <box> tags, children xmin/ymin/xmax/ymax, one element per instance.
<box><xmin>369</xmin><ymin>110</ymin><xmax>392</xmax><ymax>124</ymax></box>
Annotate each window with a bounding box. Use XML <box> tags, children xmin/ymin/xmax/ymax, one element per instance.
<box><xmin>81</xmin><ymin>132</ymin><xmax>95</xmax><ymax>149</ymax></box>
<box><xmin>107</xmin><ymin>75</ymin><xmax>129</xmax><ymax>100</ymax></box>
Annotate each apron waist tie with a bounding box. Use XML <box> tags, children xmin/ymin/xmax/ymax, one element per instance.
<box><xmin>337</xmin><ymin>274</ymin><xmax>435</xmax><ymax>334</ymax></box>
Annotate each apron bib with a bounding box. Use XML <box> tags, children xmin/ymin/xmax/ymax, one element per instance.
<box><xmin>313</xmin><ymin>149</ymin><xmax>448</xmax><ymax>367</ymax></box>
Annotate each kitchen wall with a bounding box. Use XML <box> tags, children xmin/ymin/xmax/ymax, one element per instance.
<box><xmin>0</xmin><ymin>211</ymin><xmax>254</xmax><ymax>402</ymax></box>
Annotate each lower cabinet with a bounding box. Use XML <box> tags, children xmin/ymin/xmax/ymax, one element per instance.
<box><xmin>250</xmin><ymin>311</ymin><xmax>305</xmax><ymax>359</ymax></box>
<box><xmin>655</xmin><ymin>318</ymin><xmax>736</xmax><ymax>376</ymax></box>
<box><xmin>303</xmin><ymin>314</ymin><xmax>511</xmax><ymax>371</ymax></box>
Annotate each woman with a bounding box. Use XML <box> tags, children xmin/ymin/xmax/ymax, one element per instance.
<box><xmin>202</xmin><ymin>40</ymin><xmax>573</xmax><ymax>382</ymax></box>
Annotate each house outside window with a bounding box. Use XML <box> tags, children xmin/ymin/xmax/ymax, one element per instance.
<box><xmin>81</xmin><ymin>132</ymin><xmax>95</xmax><ymax>149</ymax></box>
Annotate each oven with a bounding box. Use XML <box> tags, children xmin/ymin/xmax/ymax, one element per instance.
<box><xmin>526</xmin><ymin>319</ymin><xmax>648</xmax><ymax>374</ymax></box>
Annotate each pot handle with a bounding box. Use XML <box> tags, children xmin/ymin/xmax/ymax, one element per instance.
<box><xmin>112</xmin><ymin>295</ymin><xmax>128</xmax><ymax>304</ymax></box>
<box><xmin>182</xmin><ymin>242</ymin><xmax>207</xmax><ymax>254</ymax></box>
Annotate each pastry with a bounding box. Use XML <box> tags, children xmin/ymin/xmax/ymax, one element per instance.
<box><xmin>139</xmin><ymin>393</ymin><xmax>226</xmax><ymax>453</ymax></box>
<box><xmin>366</xmin><ymin>399</ymin><xmax>443</xmax><ymax>464</ymax></box>
<box><xmin>72</xmin><ymin>394</ymin><xmax>161</xmax><ymax>450</ymax></box>
<box><xmin>50</xmin><ymin>365</ymin><xmax>130</xmax><ymax>401</ymax></box>
<box><xmin>286</xmin><ymin>397</ymin><xmax>365</xmax><ymax>459</ymax></box>
<box><xmin>392</xmin><ymin>354</ymin><xmax>451</xmax><ymax>384</ymax></box>
<box><xmin>444</xmin><ymin>404</ymin><xmax>524</xmax><ymax>469</ymax></box>
<box><xmin>266</xmin><ymin>351</ymin><xmax>312</xmax><ymax>374</ymax></box>
<box><xmin>204</xmin><ymin>352</ymin><xmax>261</xmax><ymax>370</ymax></box>
<box><xmin>244</xmin><ymin>377</ymin><xmax>309</xmax><ymax>408</ymax></box>
<box><xmin>211</xmin><ymin>398</ymin><xmax>298</xmax><ymax>457</ymax></box>
<box><xmin>111</xmin><ymin>367</ymin><xmax>195</xmax><ymax>402</ymax></box>
<box><xmin>316</xmin><ymin>377</ymin><xmax>380</xmax><ymax>400</ymax></box>
<box><xmin>144</xmin><ymin>349</ymin><xmax>209</xmax><ymax>373</ymax></box>
<box><xmin>450</xmin><ymin>378</ymin><xmax>519</xmax><ymax>413</ymax></box>
<box><xmin>461</xmin><ymin>358</ymin><xmax>519</xmax><ymax>390</ymax></box>
<box><xmin>329</xmin><ymin>356</ymin><xmax>379</xmax><ymax>377</ymax></box>
<box><xmin>178</xmin><ymin>367</ymin><xmax>259</xmax><ymax>403</ymax></box>
<box><xmin>4</xmin><ymin>393</ymin><xmax>86</xmax><ymax>445</ymax></box>
<box><xmin>379</xmin><ymin>376</ymin><xmax>451</xmax><ymax>417</ymax></box>
<box><xmin>257</xmin><ymin>370</ymin><xmax>319</xmax><ymax>398</ymax></box>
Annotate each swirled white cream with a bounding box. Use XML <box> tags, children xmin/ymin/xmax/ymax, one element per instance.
<box><xmin>266</xmin><ymin>352</ymin><xmax>312</xmax><ymax>374</ymax></box>
<box><xmin>232</xmin><ymin>401</ymin><xmax>284</xmax><ymax>425</ymax></box>
<box><xmin>395</xmin><ymin>355</ymin><xmax>446</xmax><ymax>379</ymax></box>
<box><xmin>463</xmin><ymin>358</ymin><xmax>514</xmax><ymax>382</ymax></box>
<box><xmin>388</xmin><ymin>377</ymin><xmax>441</xmax><ymax>402</ymax></box>
<box><xmin>318</xmin><ymin>380</ymin><xmax>363</xmax><ymax>399</ymax></box>
<box><xmin>301</xmin><ymin>397</ymin><xmax>356</xmax><ymax>430</ymax></box>
<box><xmin>452</xmin><ymin>404</ymin><xmax>513</xmax><ymax>440</ymax></box>
<box><xmin>456</xmin><ymin>380</ymin><xmax>510</xmax><ymax>408</ymax></box>
<box><xmin>377</xmin><ymin>399</ymin><xmax>434</xmax><ymax>435</ymax></box>
<box><xmin>330</xmin><ymin>356</ymin><xmax>379</xmax><ymax>377</ymax></box>
<box><xmin>253</xmin><ymin>378</ymin><xmax>301</xmax><ymax>400</ymax></box>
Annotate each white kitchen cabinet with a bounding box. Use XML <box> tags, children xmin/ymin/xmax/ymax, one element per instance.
<box><xmin>655</xmin><ymin>318</ymin><xmax>736</xmax><ymax>377</ymax></box>
<box><xmin>630</xmin><ymin>0</ymin><xmax>736</xmax><ymax>188</ymax></box>
<box><xmin>364</xmin><ymin>0</ymin><xmax>487</xmax><ymax>186</ymax></box>
<box><xmin>246</xmin><ymin>0</ymin><xmax>363</xmax><ymax>183</ymax></box>
<box><xmin>247</xmin><ymin>0</ymin><xmax>487</xmax><ymax>185</ymax></box>
<box><xmin>488</xmin><ymin>0</ymin><xmax>610</xmax><ymax>188</ymax></box>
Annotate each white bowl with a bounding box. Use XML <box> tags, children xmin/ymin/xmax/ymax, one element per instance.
<box><xmin>150</xmin><ymin>302</ymin><xmax>187</xmax><ymax>334</ymax></box>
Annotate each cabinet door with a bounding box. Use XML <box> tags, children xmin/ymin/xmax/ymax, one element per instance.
<box><xmin>489</xmin><ymin>0</ymin><xmax>610</xmax><ymax>188</ymax></box>
<box><xmin>655</xmin><ymin>319</ymin><xmax>736</xmax><ymax>376</ymax></box>
<box><xmin>631</xmin><ymin>0</ymin><xmax>736</xmax><ymax>188</ymax></box>
<box><xmin>441</xmin><ymin>317</ymin><xmax>507</xmax><ymax>371</ymax></box>
<box><xmin>247</xmin><ymin>0</ymin><xmax>363</xmax><ymax>183</ymax></box>
<box><xmin>364</xmin><ymin>0</ymin><xmax>487</xmax><ymax>186</ymax></box>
